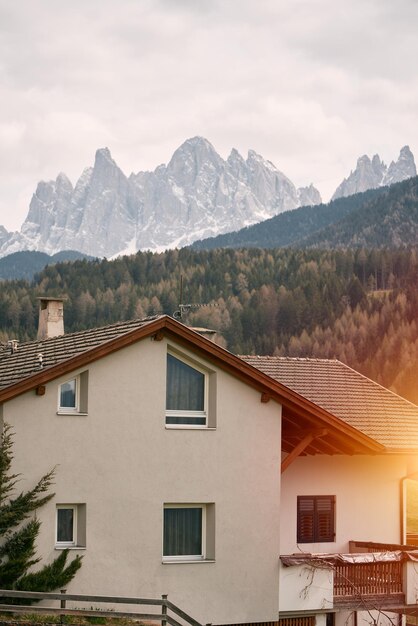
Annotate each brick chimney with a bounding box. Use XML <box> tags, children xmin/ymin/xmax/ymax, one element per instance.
<box><xmin>37</xmin><ymin>297</ymin><xmax>66</xmax><ymax>340</ymax></box>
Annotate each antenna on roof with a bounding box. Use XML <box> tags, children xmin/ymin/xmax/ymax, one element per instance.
<box><xmin>173</xmin><ymin>274</ymin><xmax>217</xmax><ymax>320</ymax></box>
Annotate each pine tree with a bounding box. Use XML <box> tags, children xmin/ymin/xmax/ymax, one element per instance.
<box><xmin>0</xmin><ymin>423</ymin><xmax>82</xmax><ymax>595</ymax></box>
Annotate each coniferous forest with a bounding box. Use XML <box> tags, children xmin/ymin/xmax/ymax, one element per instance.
<box><xmin>0</xmin><ymin>246</ymin><xmax>417</xmax><ymax>403</ymax></box>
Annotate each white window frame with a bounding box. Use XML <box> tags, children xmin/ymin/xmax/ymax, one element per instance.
<box><xmin>162</xmin><ymin>504</ymin><xmax>206</xmax><ymax>562</ymax></box>
<box><xmin>58</xmin><ymin>376</ymin><xmax>79</xmax><ymax>414</ymax></box>
<box><xmin>56</xmin><ymin>505</ymin><xmax>77</xmax><ymax>547</ymax></box>
<box><xmin>166</xmin><ymin>352</ymin><xmax>209</xmax><ymax>429</ymax></box>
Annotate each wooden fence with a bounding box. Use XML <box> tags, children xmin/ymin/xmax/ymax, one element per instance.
<box><xmin>333</xmin><ymin>561</ymin><xmax>403</xmax><ymax>598</ymax></box>
<box><xmin>0</xmin><ymin>590</ymin><xmax>204</xmax><ymax>626</ymax></box>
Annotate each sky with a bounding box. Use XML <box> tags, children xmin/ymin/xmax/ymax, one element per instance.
<box><xmin>0</xmin><ymin>0</ymin><xmax>417</xmax><ymax>231</ymax></box>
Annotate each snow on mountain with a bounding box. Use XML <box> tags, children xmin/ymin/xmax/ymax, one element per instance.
<box><xmin>382</xmin><ymin>145</ymin><xmax>417</xmax><ymax>186</ymax></box>
<box><xmin>332</xmin><ymin>146</ymin><xmax>416</xmax><ymax>200</ymax></box>
<box><xmin>0</xmin><ymin>137</ymin><xmax>322</xmax><ymax>258</ymax></box>
<box><xmin>2</xmin><ymin>140</ymin><xmax>415</xmax><ymax>260</ymax></box>
<box><xmin>297</xmin><ymin>184</ymin><xmax>322</xmax><ymax>207</ymax></box>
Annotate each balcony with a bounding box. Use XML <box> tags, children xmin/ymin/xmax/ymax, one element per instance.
<box><xmin>333</xmin><ymin>559</ymin><xmax>404</xmax><ymax>608</ymax></box>
<box><xmin>280</xmin><ymin>542</ymin><xmax>418</xmax><ymax>614</ymax></box>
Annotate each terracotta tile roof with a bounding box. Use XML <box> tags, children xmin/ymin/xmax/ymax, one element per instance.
<box><xmin>0</xmin><ymin>315</ymin><xmax>415</xmax><ymax>452</ymax></box>
<box><xmin>0</xmin><ymin>316</ymin><xmax>161</xmax><ymax>390</ymax></box>
<box><xmin>241</xmin><ymin>355</ymin><xmax>418</xmax><ymax>450</ymax></box>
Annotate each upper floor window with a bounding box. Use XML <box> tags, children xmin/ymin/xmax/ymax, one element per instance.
<box><xmin>58</xmin><ymin>371</ymin><xmax>89</xmax><ymax>415</ymax></box>
<box><xmin>166</xmin><ymin>353</ymin><xmax>208</xmax><ymax>427</ymax></box>
<box><xmin>59</xmin><ymin>378</ymin><xmax>78</xmax><ymax>410</ymax></box>
<box><xmin>297</xmin><ymin>495</ymin><xmax>335</xmax><ymax>543</ymax></box>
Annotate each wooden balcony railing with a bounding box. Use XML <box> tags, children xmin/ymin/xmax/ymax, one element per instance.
<box><xmin>334</xmin><ymin>561</ymin><xmax>403</xmax><ymax>600</ymax></box>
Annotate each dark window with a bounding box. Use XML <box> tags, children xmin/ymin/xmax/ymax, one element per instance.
<box><xmin>163</xmin><ymin>507</ymin><xmax>203</xmax><ymax>558</ymax></box>
<box><xmin>297</xmin><ymin>495</ymin><xmax>335</xmax><ymax>543</ymax></box>
<box><xmin>57</xmin><ymin>507</ymin><xmax>74</xmax><ymax>543</ymax></box>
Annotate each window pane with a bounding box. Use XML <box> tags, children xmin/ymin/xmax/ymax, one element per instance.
<box><xmin>166</xmin><ymin>355</ymin><xmax>205</xmax><ymax>412</ymax></box>
<box><xmin>166</xmin><ymin>415</ymin><xmax>206</xmax><ymax>426</ymax></box>
<box><xmin>164</xmin><ymin>507</ymin><xmax>202</xmax><ymax>556</ymax></box>
<box><xmin>60</xmin><ymin>379</ymin><xmax>77</xmax><ymax>408</ymax></box>
<box><xmin>57</xmin><ymin>508</ymin><xmax>74</xmax><ymax>542</ymax></box>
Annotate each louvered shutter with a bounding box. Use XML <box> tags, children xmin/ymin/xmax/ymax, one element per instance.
<box><xmin>297</xmin><ymin>495</ymin><xmax>335</xmax><ymax>543</ymax></box>
<box><xmin>315</xmin><ymin>496</ymin><xmax>335</xmax><ymax>542</ymax></box>
<box><xmin>297</xmin><ymin>496</ymin><xmax>315</xmax><ymax>543</ymax></box>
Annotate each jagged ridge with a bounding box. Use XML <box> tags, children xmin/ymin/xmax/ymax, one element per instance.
<box><xmin>0</xmin><ymin>138</ymin><xmax>321</xmax><ymax>259</ymax></box>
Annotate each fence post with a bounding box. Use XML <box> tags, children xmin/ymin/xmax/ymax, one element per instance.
<box><xmin>162</xmin><ymin>594</ymin><xmax>168</xmax><ymax>626</ymax></box>
<box><xmin>60</xmin><ymin>589</ymin><xmax>67</xmax><ymax>625</ymax></box>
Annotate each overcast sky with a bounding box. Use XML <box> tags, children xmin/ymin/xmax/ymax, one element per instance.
<box><xmin>1</xmin><ymin>0</ymin><xmax>417</xmax><ymax>231</ymax></box>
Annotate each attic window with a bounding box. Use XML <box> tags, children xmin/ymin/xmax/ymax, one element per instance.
<box><xmin>297</xmin><ymin>495</ymin><xmax>335</xmax><ymax>543</ymax></box>
<box><xmin>60</xmin><ymin>379</ymin><xmax>77</xmax><ymax>410</ymax></box>
<box><xmin>166</xmin><ymin>353</ymin><xmax>209</xmax><ymax>427</ymax></box>
<box><xmin>57</xmin><ymin>372</ymin><xmax>89</xmax><ymax>415</ymax></box>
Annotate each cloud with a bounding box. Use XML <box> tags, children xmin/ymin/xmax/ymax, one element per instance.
<box><xmin>0</xmin><ymin>0</ymin><xmax>417</xmax><ymax>229</ymax></box>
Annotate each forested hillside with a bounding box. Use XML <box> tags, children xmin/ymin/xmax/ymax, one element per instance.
<box><xmin>0</xmin><ymin>250</ymin><xmax>92</xmax><ymax>280</ymax></box>
<box><xmin>192</xmin><ymin>187</ymin><xmax>386</xmax><ymax>250</ymax></box>
<box><xmin>0</xmin><ymin>247</ymin><xmax>417</xmax><ymax>404</ymax></box>
<box><xmin>192</xmin><ymin>176</ymin><xmax>418</xmax><ymax>250</ymax></box>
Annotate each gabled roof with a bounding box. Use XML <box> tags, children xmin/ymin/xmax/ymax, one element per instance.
<box><xmin>0</xmin><ymin>315</ymin><xmax>398</xmax><ymax>455</ymax></box>
<box><xmin>241</xmin><ymin>355</ymin><xmax>418</xmax><ymax>452</ymax></box>
<box><xmin>0</xmin><ymin>317</ymin><xmax>159</xmax><ymax>390</ymax></box>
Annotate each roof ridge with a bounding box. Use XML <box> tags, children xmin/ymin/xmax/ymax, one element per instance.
<box><xmin>240</xmin><ymin>355</ymin><xmax>340</xmax><ymax>363</ymax></box>
<box><xmin>12</xmin><ymin>315</ymin><xmax>164</xmax><ymax>348</ymax></box>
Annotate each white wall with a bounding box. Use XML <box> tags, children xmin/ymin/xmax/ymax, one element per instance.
<box><xmin>279</xmin><ymin>562</ymin><xmax>333</xmax><ymax>612</ymax></box>
<box><xmin>280</xmin><ymin>453</ymin><xmax>410</xmax><ymax>555</ymax></box>
<box><xmin>3</xmin><ymin>336</ymin><xmax>282</xmax><ymax>625</ymax></box>
<box><xmin>404</xmin><ymin>560</ymin><xmax>418</xmax><ymax>605</ymax></box>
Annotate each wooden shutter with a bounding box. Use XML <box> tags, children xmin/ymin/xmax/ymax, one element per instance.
<box><xmin>297</xmin><ymin>496</ymin><xmax>315</xmax><ymax>543</ymax></box>
<box><xmin>297</xmin><ymin>495</ymin><xmax>335</xmax><ymax>543</ymax></box>
<box><xmin>316</xmin><ymin>496</ymin><xmax>335</xmax><ymax>542</ymax></box>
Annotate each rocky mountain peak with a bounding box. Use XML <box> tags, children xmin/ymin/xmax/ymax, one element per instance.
<box><xmin>331</xmin><ymin>146</ymin><xmax>416</xmax><ymax>200</ymax></box>
<box><xmin>400</xmin><ymin>145</ymin><xmax>414</xmax><ymax>161</ymax></box>
<box><xmin>95</xmin><ymin>147</ymin><xmax>113</xmax><ymax>164</ymax></box>
<box><xmin>371</xmin><ymin>154</ymin><xmax>384</xmax><ymax>169</ymax></box>
<box><xmin>167</xmin><ymin>136</ymin><xmax>223</xmax><ymax>186</ymax></box>
<box><xmin>383</xmin><ymin>145</ymin><xmax>417</xmax><ymax>186</ymax></box>
<box><xmin>247</xmin><ymin>149</ymin><xmax>273</xmax><ymax>167</ymax></box>
<box><xmin>227</xmin><ymin>147</ymin><xmax>245</xmax><ymax>164</ymax></box>
<box><xmin>90</xmin><ymin>147</ymin><xmax>127</xmax><ymax>195</ymax></box>
<box><xmin>297</xmin><ymin>184</ymin><xmax>322</xmax><ymax>207</ymax></box>
<box><xmin>169</xmin><ymin>136</ymin><xmax>220</xmax><ymax>164</ymax></box>
<box><xmin>0</xmin><ymin>138</ymin><xmax>415</xmax><ymax>260</ymax></box>
<box><xmin>55</xmin><ymin>172</ymin><xmax>73</xmax><ymax>194</ymax></box>
<box><xmin>227</xmin><ymin>148</ymin><xmax>247</xmax><ymax>180</ymax></box>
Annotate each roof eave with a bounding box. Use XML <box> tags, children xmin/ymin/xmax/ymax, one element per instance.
<box><xmin>0</xmin><ymin>315</ymin><xmax>385</xmax><ymax>454</ymax></box>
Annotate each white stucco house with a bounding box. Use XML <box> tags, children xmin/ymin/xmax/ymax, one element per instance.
<box><xmin>1</xmin><ymin>298</ymin><xmax>418</xmax><ymax>626</ymax></box>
